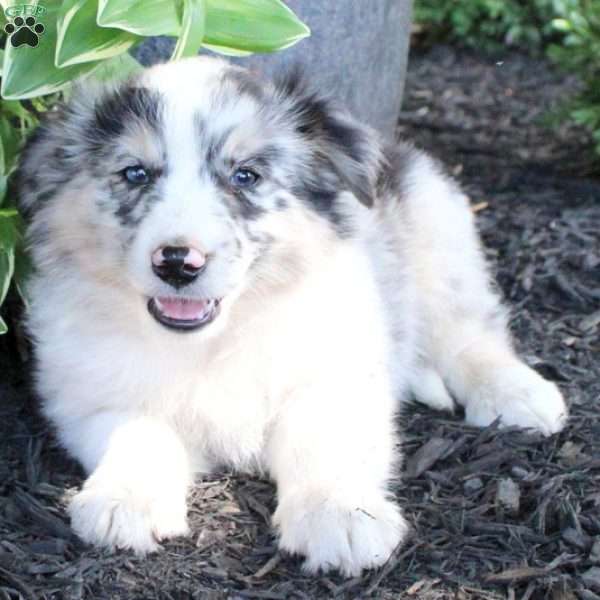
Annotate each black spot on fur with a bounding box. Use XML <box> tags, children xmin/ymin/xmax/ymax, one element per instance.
<box><xmin>194</xmin><ymin>113</ymin><xmax>207</xmax><ymax>144</ymax></box>
<box><xmin>88</xmin><ymin>86</ymin><xmax>162</xmax><ymax>152</ymax></box>
<box><xmin>223</xmin><ymin>68</ymin><xmax>265</xmax><ymax>101</ymax></box>
<box><xmin>105</xmin><ymin>177</ymin><xmax>160</xmax><ymax>228</ymax></box>
<box><xmin>204</xmin><ymin>131</ymin><xmax>230</xmax><ymax>167</ymax></box>
<box><xmin>229</xmin><ymin>191</ymin><xmax>267</xmax><ymax>221</ymax></box>
<box><xmin>246</xmin><ymin>145</ymin><xmax>282</xmax><ymax>174</ymax></box>
<box><xmin>305</xmin><ymin>186</ymin><xmax>337</xmax><ymax>214</ymax></box>
<box><xmin>275</xmin><ymin>196</ymin><xmax>288</xmax><ymax>210</ymax></box>
<box><xmin>292</xmin><ymin>178</ymin><xmax>353</xmax><ymax>238</ymax></box>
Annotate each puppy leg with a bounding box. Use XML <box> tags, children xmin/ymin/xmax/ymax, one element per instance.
<box><xmin>404</xmin><ymin>152</ymin><xmax>567</xmax><ymax>434</ymax></box>
<box><xmin>266</xmin><ymin>380</ymin><xmax>406</xmax><ymax>577</ymax></box>
<box><xmin>66</xmin><ymin>414</ymin><xmax>192</xmax><ymax>553</ymax></box>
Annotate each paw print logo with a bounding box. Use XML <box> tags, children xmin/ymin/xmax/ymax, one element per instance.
<box><xmin>4</xmin><ymin>15</ymin><xmax>45</xmax><ymax>48</ymax></box>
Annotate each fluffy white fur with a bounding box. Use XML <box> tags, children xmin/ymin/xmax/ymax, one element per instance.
<box><xmin>20</xmin><ymin>57</ymin><xmax>567</xmax><ymax>577</ymax></box>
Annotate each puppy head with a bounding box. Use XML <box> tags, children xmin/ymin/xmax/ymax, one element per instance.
<box><xmin>17</xmin><ymin>57</ymin><xmax>383</xmax><ymax>336</ymax></box>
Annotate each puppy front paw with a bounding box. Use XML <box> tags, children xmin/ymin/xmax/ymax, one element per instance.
<box><xmin>274</xmin><ymin>488</ymin><xmax>407</xmax><ymax>577</ymax></box>
<box><xmin>68</xmin><ymin>477</ymin><xmax>189</xmax><ymax>553</ymax></box>
<box><xmin>465</xmin><ymin>363</ymin><xmax>567</xmax><ymax>436</ymax></box>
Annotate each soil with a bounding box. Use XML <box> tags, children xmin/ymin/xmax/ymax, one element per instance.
<box><xmin>1</xmin><ymin>44</ymin><xmax>599</xmax><ymax>600</ymax></box>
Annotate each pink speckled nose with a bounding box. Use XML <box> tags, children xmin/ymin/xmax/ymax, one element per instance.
<box><xmin>151</xmin><ymin>246</ymin><xmax>205</xmax><ymax>268</ymax></box>
<box><xmin>151</xmin><ymin>246</ymin><xmax>206</xmax><ymax>289</ymax></box>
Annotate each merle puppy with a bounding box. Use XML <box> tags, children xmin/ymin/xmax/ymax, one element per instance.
<box><xmin>17</xmin><ymin>57</ymin><xmax>567</xmax><ymax>576</ymax></box>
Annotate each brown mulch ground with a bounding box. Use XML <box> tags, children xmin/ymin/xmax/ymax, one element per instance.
<box><xmin>1</xmin><ymin>44</ymin><xmax>599</xmax><ymax>600</ymax></box>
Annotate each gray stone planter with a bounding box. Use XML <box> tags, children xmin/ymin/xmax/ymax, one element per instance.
<box><xmin>134</xmin><ymin>1</ymin><xmax>413</xmax><ymax>138</ymax></box>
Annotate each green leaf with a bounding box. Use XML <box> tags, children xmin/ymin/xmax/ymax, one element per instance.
<box><xmin>0</xmin><ymin>210</ymin><xmax>19</xmax><ymax>252</ymax></box>
<box><xmin>0</xmin><ymin>177</ymin><xmax>7</xmax><ymax>206</ymax></box>
<box><xmin>0</xmin><ymin>122</ymin><xmax>4</xmax><ymax>175</ymax></box>
<box><xmin>97</xmin><ymin>0</ymin><xmax>181</xmax><ymax>36</ymax></box>
<box><xmin>2</xmin><ymin>3</ymin><xmax>101</xmax><ymax>99</ymax></box>
<box><xmin>201</xmin><ymin>43</ymin><xmax>253</xmax><ymax>57</ymax></box>
<box><xmin>203</xmin><ymin>0</ymin><xmax>310</xmax><ymax>53</ymax></box>
<box><xmin>552</xmin><ymin>18</ymin><xmax>573</xmax><ymax>32</ymax></box>
<box><xmin>0</xmin><ymin>115</ymin><xmax>21</xmax><ymax>173</ymax></box>
<box><xmin>1</xmin><ymin>99</ymin><xmax>36</xmax><ymax>125</ymax></box>
<box><xmin>0</xmin><ymin>247</ymin><xmax>15</xmax><ymax>308</ymax></box>
<box><xmin>90</xmin><ymin>51</ymin><xmax>144</xmax><ymax>82</ymax></box>
<box><xmin>97</xmin><ymin>0</ymin><xmax>308</xmax><ymax>54</ymax></box>
<box><xmin>0</xmin><ymin>315</ymin><xmax>7</xmax><ymax>335</ymax></box>
<box><xmin>56</xmin><ymin>0</ymin><xmax>140</xmax><ymax>67</ymax></box>
<box><xmin>171</xmin><ymin>0</ymin><xmax>206</xmax><ymax>60</ymax></box>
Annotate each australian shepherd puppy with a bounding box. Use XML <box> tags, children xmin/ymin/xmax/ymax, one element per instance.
<box><xmin>17</xmin><ymin>57</ymin><xmax>567</xmax><ymax>576</ymax></box>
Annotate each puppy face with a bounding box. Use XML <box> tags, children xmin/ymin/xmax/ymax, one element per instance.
<box><xmin>18</xmin><ymin>57</ymin><xmax>382</xmax><ymax>336</ymax></box>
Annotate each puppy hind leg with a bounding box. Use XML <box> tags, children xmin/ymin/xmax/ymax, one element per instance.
<box><xmin>442</xmin><ymin>327</ymin><xmax>567</xmax><ymax>435</ymax></box>
<box><xmin>403</xmin><ymin>152</ymin><xmax>567</xmax><ymax>434</ymax></box>
<box><xmin>417</xmin><ymin>234</ymin><xmax>567</xmax><ymax>436</ymax></box>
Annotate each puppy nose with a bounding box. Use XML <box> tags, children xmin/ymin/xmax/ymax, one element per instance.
<box><xmin>151</xmin><ymin>245</ymin><xmax>206</xmax><ymax>289</ymax></box>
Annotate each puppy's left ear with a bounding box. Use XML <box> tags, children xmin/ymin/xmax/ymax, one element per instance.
<box><xmin>277</xmin><ymin>73</ymin><xmax>383</xmax><ymax>208</ymax></box>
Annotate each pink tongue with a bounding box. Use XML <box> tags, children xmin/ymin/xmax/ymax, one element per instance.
<box><xmin>157</xmin><ymin>298</ymin><xmax>209</xmax><ymax>320</ymax></box>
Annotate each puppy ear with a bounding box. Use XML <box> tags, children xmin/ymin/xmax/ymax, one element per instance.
<box><xmin>276</xmin><ymin>70</ymin><xmax>383</xmax><ymax>208</ymax></box>
<box><xmin>15</xmin><ymin>81</ymin><xmax>107</xmax><ymax>218</ymax></box>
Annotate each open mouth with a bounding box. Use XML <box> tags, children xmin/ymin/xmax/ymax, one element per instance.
<box><xmin>147</xmin><ymin>296</ymin><xmax>221</xmax><ymax>332</ymax></box>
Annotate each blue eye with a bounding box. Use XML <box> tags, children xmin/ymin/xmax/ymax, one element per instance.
<box><xmin>122</xmin><ymin>165</ymin><xmax>150</xmax><ymax>185</ymax></box>
<box><xmin>230</xmin><ymin>168</ymin><xmax>260</xmax><ymax>189</ymax></box>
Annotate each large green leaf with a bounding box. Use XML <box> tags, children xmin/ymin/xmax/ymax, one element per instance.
<box><xmin>171</xmin><ymin>0</ymin><xmax>206</xmax><ymax>60</ymax></box>
<box><xmin>56</xmin><ymin>0</ymin><xmax>140</xmax><ymax>67</ymax></box>
<box><xmin>97</xmin><ymin>0</ymin><xmax>181</xmax><ymax>36</ymax></box>
<box><xmin>2</xmin><ymin>2</ymin><xmax>101</xmax><ymax>99</ymax></box>
<box><xmin>97</xmin><ymin>0</ymin><xmax>309</xmax><ymax>54</ymax></box>
<box><xmin>202</xmin><ymin>0</ymin><xmax>310</xmax><ymax>54</ymax></box>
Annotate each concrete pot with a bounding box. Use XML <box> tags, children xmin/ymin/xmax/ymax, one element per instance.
<box><xmin>134</xmin><ymin>0</ymin><xmax>413</xmax><ymax>138</ymax></box>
